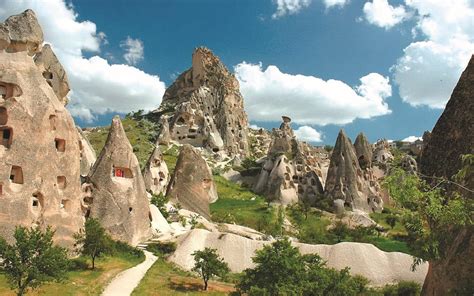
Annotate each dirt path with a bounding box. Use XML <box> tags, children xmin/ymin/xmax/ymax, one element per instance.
<box><xmin>101</xmin><ymin>250</ymin><xmax>157</xmax><ymax>296</ymax></box>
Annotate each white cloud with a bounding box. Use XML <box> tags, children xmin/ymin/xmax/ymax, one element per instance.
<box><xmin>402</xmin><ymin>135</ymin><xmax>421</xmax><ymax>142</ymax></box>
<box><xmin>392</xmin><ymin>0</ymin><xmax>474</xmax><ymax>108</ymax></box>
<box><xmin>0</xmin><ymin>0</ymin><xmax>166</xmax><ymax>122</ymax></box>
<box><xmin>323</xmin><ymin>0</ymin><xmax>349</xmax><ymax>9</ymax></box>
<box><xmin>363</xmin><ymin>0</ymin><xmax>409</xmax><ymax>29</ymax></box>
<box><xmin>272</xmin><ymin>0</ymin><xmax>311</xmax><ymax>18</ymax></box>
<box><xmin>120</xmin><ymin>36</ymin><xmax>144</xmax><ymax>65</ymax></box>
<box><xmin>294</xmin><ymin>126</ymin><xmax>323</xmax><ymax>142</ymax></box>
<box><xmin>234</xmin><ymin>62</ymin><xmax>392</xmax><ymax>125</ymax></box>
<box><xmin>249</xmin><ymin>124</ymin><xmax>262</xmax><ymax>130</ymax></box>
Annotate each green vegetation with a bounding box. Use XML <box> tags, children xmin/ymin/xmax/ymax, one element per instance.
<box><xmin>192</xmin><ymin>248</ymin><xmax>230</xmax><ymax>291</ymax></box>
<box><xmin>379</xmin><ymin>280</ymin><xmax>421</xmax><ymax>296</ymax></box>
<box><xmin>74</xmin><ymin>218</ymin><xmax>113</xmax><ymax>269</ymax></box>
<box><xmin>150</xmin><ymin>193</ymin><xmax>170</xmax><ymax>219</ymax></box>
<box><xmin>160</xmin><ymin>144</ymin><xmax>180</xmax><ymax>173</ymax></box>
<box><xmin>237</xmin><ymin>238</ymin><xmax>370</xmax><ymax>295</ymax></box>
<box><xmin>147</xmin><ymin>241</ymin><xmax>177</xmax><ymax>257</ymax></box>
<box><xmin>86</xmin><ymin>115</ymin><xmax>158</xmax><ymax>169</ymax></box>
<box><xmin>0</xmin><ymin>227</ymin><xmax>69</xmax><ymax>296</ymax></box>
<box><xmin>132</xmin><ymin>258</ymin><xmax>234</xmax><ymax>295</ymax></box>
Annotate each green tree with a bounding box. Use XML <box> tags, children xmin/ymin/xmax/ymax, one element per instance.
<box><xmin>0</xmin><ymin>226</ymin><xmax>69</xmax><ymax>296</ymax></box>
<box><xmin>385</xmin><ymin>215</ymin><xmax>398</xmax><ymax>230</ymax></box>
<box><xmin>192</xmin><ymin>247</ymin><xmax>230</xmax><ymax>291</ymax></box>
<box><xmin>74</xmin><ymin>218</ymin><xmax>112</xmax><ymax>269</ymax></box>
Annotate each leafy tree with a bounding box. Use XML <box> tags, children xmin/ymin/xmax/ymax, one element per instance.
<box><xmin>330</xmin><ymin>220</ymin><xmax>349</xmax><ymax>243</ymax></box>
<box><xmin>237</xmin><ymin>238</ymin><xmax>369</xmax><ymax>296</ymax></box>
<box><xmin>192</xmin><ymin>247</ymin><xmax>230</xmax><ymax>291</ymax></box>
<box><xmin>0</xmin><ymin>226</ymin><xmax>69</xmax><ymax>296</ymax></box>
<box><xmin>74</xmin><ymin>218</ymin><xmax>112</xmax><ymax>269</ymax></box>
<box><xmin>276</xmin><ymin>205</ymin><xmax>285</xmax><ymax>236</ymax></box>
<box><xmin>385</xmin><ymin>215</ymin><xmax>398</xmax><ymax>230</ymax></box>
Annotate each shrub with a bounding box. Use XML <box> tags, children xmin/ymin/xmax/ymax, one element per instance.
<box><xmin>381</xmin><ymin>281</ymin><xmax>421</xmax><ymax>296</ymax></box>
<box><xmin>150</xmin><ymin>193</ymin><xmax>169</xmax><ymax>219</ymax></box>
<box><xmin>147</xmin><ymin>241</ymin><xmax>177</xmax><ymax>256</ymax></box>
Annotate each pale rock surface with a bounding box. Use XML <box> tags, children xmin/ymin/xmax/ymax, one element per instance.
<box><xmin>373</xmin><ymin>139</ymin><xmax>394</xmax><ymax>165</ymax></box>
<box><xmin>400</xmin><ymin>154</ymin><xmax>418</xmax><ymax>175</ymax></box>
<box><xmin>77</xmin><ymin>127</ymin><xmax>96</xmax><ymax>177</ymax></box>
<box><xmin>157</xmin><ymin>115</ymin><xmax>171</xmax><ymax>146</ymax></box>
<box><xmin>149</xmin><ymin>204</ymin><xmax>171</xmax><ymax>235</ymax></box>
<box><xmin>88</xmin><ymin>116</ymin><xmax>152</xmax><ymax>246</ymax></box>
<box><xmin>0</xmin><ymin>10</ymin><xmax>83</xmax><ymax>248</ymax></box>
<box><xmin>354</xmin><ymin>132</ymin><xmax>373</xmax><ymax>170</ymax></box>
<box><xmin>166</xmin><ymin>144</ymin><xmax>218</xmax><ymax>219</ymax></box>
<box><xmin>169</xmin><ymin>229</ymin><xmax>428</xmax><ymax>286</ymax></box>
<box><xmin>142</xmin><ymin>143</ymin><xmax>169</xmax><ymax>195</ymax></box>
<box><xmin>151</xmin><ymin>47</ymin><xmax>249</xmax><ymax>158</ymax></box>
<box><xmin>325</xmin><ymin>130</ymin><xmax>383</xmax><ymax>213</ymax></box>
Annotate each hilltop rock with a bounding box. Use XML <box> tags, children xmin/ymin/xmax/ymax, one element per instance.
<box><xmin>34</xmin><ymin>44</ymin><xmax>70</xmax><ymax>105</ymax></box>
<box><xmin>373</xmin><ymin>139</ymin><xmax>394</xmax><ymax>165</ymax></box>
<box><xmin>0</xmin><ymin>10</ymin><xmax>83</xmax><ymax>248</ymax></box>
<box><xmin>354</xmin><ymin>133</ymin><xmax>372</xmax><ymax>170</ymax></box>
<box><xmin>419</xmin><ymin>55</ymin><xmax>474</xmax><ymax>296</ymax></box>
<box><xmin>325</xmin><ymin>130</ymin><xmax>383</xmax><ymax>213</ymax></box>
<box><xmin>166</xmin><ymin>144</ymin><xmax>217</xmax><ymax>219</ymax></box>
<box><xmin>152</xmin><ymin>47</ymin><xmax>249</xmax><ymax>158</ymax></box>
<box><xmin>88</xmin><ymin>116</ymin><xmax>152</xmax><ymax>246</ymax></box>
<box><xmin>77</xmin><ymin>127</ymin><xmax>96</xmax><ymax>178</ymax></box>
<box><xmin>157</xmin><ymin>115</ymin><xmax>171</xmax><ymax>146</ymax></box>
<box><xmin>143</xmin><ymin>143</ymin><xmax>169</xmax><ymax>195</ymax></box>
<box><xmin>0</xmin><ymin>9</ymin><xmax>43</xmax><ymax>55</ymax></box>
<box><xmin>254</xmin><ymin>116</ymin><xmax>325</xmax><ymax>205</ymax></box>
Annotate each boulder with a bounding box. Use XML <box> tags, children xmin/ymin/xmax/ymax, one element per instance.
<box><xmin>166</xmin><ymin>144</ymin><xmax>218</xmax><ymax>219</ymax></box>
<box><xmin>325</xmin><ymin>130</ymin><xmax>383</xmax><ymax>213</ymax></box>
<box><xmin>88</xmin><ymin>116</ymin><xmax>152</xmax><ymax>246</ymax></box>
<box><xmin>143</xmin><ymin>143</ymin><xmax>169</xmax><ymax>195</ymax></box>
<box><xmin>0</xmin><ymin>10</ymin><xmax>83</xmax><ymax>249</ymax></box>
<box><xmin>151</xmin><ymin>47</ymin><xmax>249</xmax><ymax>158</ymax></box>
<box><xmin>419</xmin><ymin>55</ymin><xmax>474</xmax><ymax>296</ymax></box>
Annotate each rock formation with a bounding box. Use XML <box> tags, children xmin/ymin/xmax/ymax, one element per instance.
<box><xmin>143</xmin><ymin>143</ymin><xmax>169</xmax><ymax>195</ymax></box>
<box><xmin>325</xmin><ymin>130</ymin><xmax>383</xmax><ymax>213</ymax></box>
<box><xmin>248</xmin><ymin>127</ymin><xmax>272</xmax><ymax>159</ymax></box>
<box><xmin>77</xmin><ymin>127</ymin><xmax>96</xmax><ymax>178</ymax></box>
<box><xmin>157</xmin><ymin>115</ymin><xmax>171</xmax><ymax>146</ymax></box>
<box><xmin>400</xmin><ymin>154</ymin><xmax>417</xmax><ymax>175</ymax></box>
<box><xmin>151</xmin><ymin>47</ymin><xmax>249</xmax><ymax>158</ymax></box>
<box><xmin>372</xmin><ymin>139</ymin><xmax>394</xmax><ymax>165</ymax></box>
<box><xmin>418</xmin><ymin>55</ymin><xmax>474</xmax><ymax>296</ymax></box>
<box><xmin>166</xmin><ymin>144</ymin><xmax>218</xmax><ymax>219</ymax></box>
<box><xmin>254</xmin><ymin>116</ymin><xmax>325</xmax><ymax>205</ymax></box>
<box><xmin>88</xmin><ymin>116</ymin><xmax>152</xmax><ymax>246</ymax></box>
<box><xmin>354</xmin><ymin>133</ymin><xmax>372</xmax><ymax>170</ymax></box>
<box><xmin>0</xmin><ymin>10</ymin><xmax>84</xmax><ymax>248</ymax></box>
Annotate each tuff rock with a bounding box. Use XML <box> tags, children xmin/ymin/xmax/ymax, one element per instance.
<box><xmin>143</xmin><ymin>143</ymin><xmax>169</xmax><ymax>196</ymax></box>
<box><xmin>88</xmin><ymin>116</ymin><xmax>152</xmax><ymax>246</ymax></box>
<box><xmin>354</xmin><ymin>133</ymin><xmax>373</xmax><ymax>170</ymax></box>
<box><xmin>77</xmin><ymin>127</ymin><xmax>97</xmax><ymax>178</ymax></box>
<box><xmin>0</xmin><ymin>9</ymin><xmax>43</xmax><ymax>55</ymax></box>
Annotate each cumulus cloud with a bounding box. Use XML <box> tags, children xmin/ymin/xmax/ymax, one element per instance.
<box><xmin>323</xmin><ymin>0</ymin><xmax>349</xmax><ymax>9</ymax></box>
<box><xmin>402</xmin><ymin>135</ymin><xmax>421</xmax><ymax>142</ymax></box>
<box><xmin>120</xmin><ymin>36</ymin><xmax>144</xmax><ymax>65</ymax></box>
<box><xmin>294</xmin><ymin>126</ymin><xmax>323</xmax><ymax>142</ymax></box>
<box><xmin>0</xmin><ymin>0</ymin><xmax>165</xmax><ymax>122</ymax></box>
<box><xmin>392</xmin><ymin>0</ymin><xmax>474</xmax><ymax>108</ymax></box>
<box><xmin>234</xmin><ymin>62</ymin><xmax>392</xmax><ymax>125</ymax></box>
<box><xmin>272</xmin><ymin>0</ymin><xmax>311</xmax><ymax>18</ymax></box>
<box><xmin>363</xmin><ymin>0</ymin><xmax>409</xmax><ymax>29</ymax></box>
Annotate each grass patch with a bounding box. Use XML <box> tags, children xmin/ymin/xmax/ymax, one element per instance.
<box><xmin>132</xmin><ymin>258</ymin><xmax>235</xmax><ymax>296</ymax></box>
<box><xmin>0</xmin><ymin>254</ymin><xmax>143</xmax><ymax>296</ymax></box>
<box><xmin>160</xmin><ymin>144</ymin><xmax>179</xmax><ymax>174</ymax></box>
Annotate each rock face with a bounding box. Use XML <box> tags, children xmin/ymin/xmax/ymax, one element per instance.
<box><xmin>143</xmin><ymin>143</ymin><xmax>169</xmax><ymax>196</ymax></box>
<box><xmin>419</xmin><ymin>55</ymin><xmax>474</xmax><ymax>296</ymax></box>
<box><xmin>88</xmin><ymin>116</ymin><xmax>152</xmax><ymax>246</ymax></box>
<box><xmin>354</xmin><ymin>133</ymin><xmax>372</xmax><ymax>170</ymax></box>
<box><xmin>0</xmin><ymin>10</ymin><xmax>84</xmax><ymax>248</ymax></box>
<box><xmin>153</xmin><ymin>47</ymin><xmax>249</xmax><ymax>158</ymax></box>
<box><xmin>401</xmin><ymin>155</ymin><xmax>417</xmax><ymax>175</ymax></box>
<box><xmin>34</xmin><ymin>44</ymin><xmax>70</xmax><ymax>105</ymax></box>
<box><xmin>157</xmin><ymin>116</ymin><xmax>171</xmax><ymax>146</ymax></box>
<box><xmin>254</xmin><ymin>116</ymin><xmax>325</xmax><ymax>205</ymax></box>
<box><xmin>325</xmin><ymin>130</ymin><xmax>383</xmax><ymax>213</ymax></box>
<box><xmin>77</xmin><ymin>127</ymin><xmax>96</xmax><ymax>178</ymax></box>
<box><xmin>166</xmin><ymin>144</ymin><xmax>218</xmax><ymax>219</ymax></box>
<box><xmin>372</xmin><ymin>139</ymin><xmax>394</xmax><ymax>166</ymax></box>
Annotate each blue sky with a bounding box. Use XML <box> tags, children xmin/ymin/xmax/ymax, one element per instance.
<box><xmin>1</xmin><ymin>0</ymin><xmax>472</xmax><ymax>145</ymax></box>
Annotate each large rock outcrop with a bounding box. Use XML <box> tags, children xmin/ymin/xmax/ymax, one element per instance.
<box><xmin>354</xmin><ymin>133</ymin><xmax>372</xmax><ymax>170</ymax></box>
<box><xmin>151</xmin><ymin>47</ymin><xmax>249</xmax><ymax>158</ymax></box>
<box><xmin>143</xmin><ymin>143</ymin><xmax>169</xmax><ymax>196</ymax></box>
<box><xmin>254</xmin><ymin>116</ymin><xmax>325</xmax><ymax>205</ymax></box>
<box><xmin>88</xmin><ymin>116</ymin><xmax>152</xmax><ymax>246</ymax></box>
<box><xmin>166</xmin><ymin>144</ymin><xmax>218</xmax><ymax>219</ymax></box>
<box><xmin>325</xmin><ymin>130</ymin><xmax>383</xmax><ymax>213</ymax></box>
<box><xmin>0</xmin><ymin>10</ymin><xmax>84</xmax><ymax>248</ymax></box>
<box><xmin>419</xmin><ymin>55</ymin><xmax>474</xmax><ymax>296</ymax></box>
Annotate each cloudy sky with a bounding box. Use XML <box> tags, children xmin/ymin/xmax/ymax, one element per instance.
<box><xmin>0</xmin><ymin>0</ymin><xmax>472</xmax><ymax>145</ymax></box>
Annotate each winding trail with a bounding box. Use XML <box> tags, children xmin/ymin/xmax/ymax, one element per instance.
<box><xmin>101</xmin><ymin>250</ymin><xmax>157</xmax><ymax>296</ymax></box>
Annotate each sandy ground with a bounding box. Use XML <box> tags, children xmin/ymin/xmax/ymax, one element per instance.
<box><xmin>101</xmin><ymin>250</ymin><xmax>157</xmax><ymax>296</ymax></box>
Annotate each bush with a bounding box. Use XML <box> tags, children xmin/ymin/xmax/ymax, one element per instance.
<box><xmin>381</xmin><ymin>281</ymin><xmax>421</xmax><ymax>296</ymax></box>
<box><xmin>150</xmin><ymin>193</ymin><xmax>169</xmax><ymax>219</ymax></box>
<box><xmin>111</xmin><ymin>240</ymin><xmax>144</xmax><ymax>261</ymax></box>
<box><xmin>68</xmin><ymin>257</ymin><xmax>90</xmax><ymax>271</ymax></box>
<box><xmin>147</xmin><ymin>241</ymin><xmax>177</xmax><ymax>256</ymax></box>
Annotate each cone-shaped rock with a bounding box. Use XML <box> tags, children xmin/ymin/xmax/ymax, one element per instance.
<box><xmin>419</xmin><ymin>55</ymin><xmax>474</xmax><ymax>296</ymax></box>
<box><xmin>88</xmin><ymin>116</ymin><xmax>152</xmax><ymax>246</ymax></box>
<box><xmin>153</xmin><ymin>47</ymin><xmax>249</xmax><ymax>157</ymax></box>
<box><xmin>325</xmin><ymin>130</ymin><xmax>383</xmax><ymax>213</ymax></box>
<box><xmin>166</xmin><ymin>144</ymin><xmax>217</xmax><ymax>219</ymax></box>
<box><xmin>77</xmin><ymin>127</ymin><xmax>96</xmax><ymax>177</ymax></box>
<box><xmin>0</xmin><ymin>10</ymin><xmax>83</xmax><ymax>248</ymax></box>
<box><xmin>143</xmin><ymin>144</ymin><xmax>169</xmax><ymax>195</ymax></box>
<box><xmin>157</xmin><ymin>116</ymin><xmax>171</xmax><ymax>146</ymax></box>
<box><xmin>354</xmin><ymin>133</ymin><xmax>372</xmax><ymax>170</ymax></box>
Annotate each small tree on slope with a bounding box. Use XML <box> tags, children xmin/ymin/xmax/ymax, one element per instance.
<box><xmin>192</xmin><ymin>247</ymin><xmax>230</xmax><ymax>291</ymax></box>
<box><xmin>74</xmin><ymin>218</ymin><xmax>112</xmax><ymax>269</ymax></box>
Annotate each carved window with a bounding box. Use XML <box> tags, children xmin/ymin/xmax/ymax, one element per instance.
<box><xmin>0</xmin><ymin>107</ymin><xmax>7</xmax><ymax>125</ymax></box>
<box><xmin>113</xmin><ymin>167</ymin><xmax>133</xmax><ymax>178</ymax></box>
<box><xmin>0</xmin><ymin>127</ymin><xmax>12</xmax><ymax>148</ymax></box>
<box><xmin>10</xmin><ymin>166</ymin><xmax>23</xmax><ymax>184</ymax></box>
<box><xmin>55</xmin><ymin>138</ymin><xmax>66</xmax><ymax>152</ymax></box>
